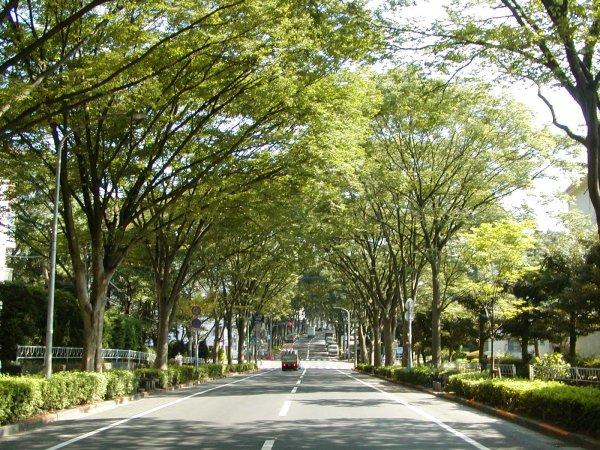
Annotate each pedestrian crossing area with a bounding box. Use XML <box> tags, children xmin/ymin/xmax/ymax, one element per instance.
<box><xmin>300</xmin><ymin>360</ymin><xmax>353</xmax><ymax>370</ymax></box>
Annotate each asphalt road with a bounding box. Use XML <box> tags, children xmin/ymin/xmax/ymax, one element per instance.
<box><xmin>0</xmin><ymin>333</ymin><xmax>583</xmax><ymax>449</ymax></box>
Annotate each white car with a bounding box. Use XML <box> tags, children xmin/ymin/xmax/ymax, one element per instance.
<box><xmin>327</xmin><ymin>344</ymin><xmax>339</xmax><ymax>356</ymax></box>
<box><xmin>325</xmin><ymin>336</ymin><xmax>335</xmax><ymax>345</ymax></box>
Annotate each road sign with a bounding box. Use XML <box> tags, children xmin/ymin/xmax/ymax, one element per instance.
<box><xmin>191</xmin><ymin>306</ymin><xmax>201</xmax><ymax>316</ymax></box>
<box><xmin>191</xmin><ymin>317</ymin><xmax>202</xmax><ymax>329</ymax></box>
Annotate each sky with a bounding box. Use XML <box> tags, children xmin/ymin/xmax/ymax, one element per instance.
<box><xmin>375</xmin><ymin>0</ymin><xmax>588</xmax><ymax>231</ymax></box>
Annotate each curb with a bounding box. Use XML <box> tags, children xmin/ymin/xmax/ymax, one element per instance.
<box><xmin>355</xmin><ymin>370</ymin><xmax>600</xmax><ymax>450</ymax></box>
<box><xmin>0</xmin><ymin>369</ymin><xmax>258</xmax><ymax>439</ymax></box>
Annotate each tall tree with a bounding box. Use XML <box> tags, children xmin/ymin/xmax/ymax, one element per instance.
<box><xmin>4</xmin><ymin>0</ymin><xmax>378</xmax><ymax>371</ymax></box>
<box><xmin>396</xmin><ymin>0</ymin><xmax>600</xmax><ymax>235</ymax></box>
<box><xmin>371</xmin><ymin>68</ymin><xmax>547</xmax><ymax>366</ymax></box>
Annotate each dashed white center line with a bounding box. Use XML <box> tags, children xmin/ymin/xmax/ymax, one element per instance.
<box><xmin>291</xmin><ymin>386</ymin><xmax>298</xmax><ymax>394</ymax></box>
<box><xmin>261</xmin><ymin>439</ymin><xmax>275</xmax><ymax>450</ymax></box>
<box><xmin>278</xmin><ymin>400</ymin><xmax>291</xmax><ymax>417</ymax></box>
<box><xmin>296</xmin><ymin>379</ymin><xmax>301</xmax><ymax>385</ymax></box>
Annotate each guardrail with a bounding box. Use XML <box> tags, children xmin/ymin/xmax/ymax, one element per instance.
<box><xmin>16</xmin><ymin>345</ymin><xmax>155</xmax><ymax>365</ymax></box>
<box><xmin>530</xmin><ymin>364</ymin><xmax>600</xmax><ymax>384</ymax></box>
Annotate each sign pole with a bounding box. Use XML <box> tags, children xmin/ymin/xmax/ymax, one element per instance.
<box><xmin>195</xmin><ymin>329</ymin><xmax>199</xmax><ymax>371</ymax></box>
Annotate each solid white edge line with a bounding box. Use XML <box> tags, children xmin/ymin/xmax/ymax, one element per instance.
<box><xmin>278</xmin><ymin>400</ymin><xmax>291</xmax><ymax>417</ymax></box>
<box><xmin>301</xmin><ymin>368</ymin><xmax>307</xmax><ymax>376</ymax></box>
<box><xmin>261</xmin><ymin>439</ymin><xmax>276</xmax><ymax>450</ymax></box>
<box><xmin>46</xmin><ymin>369</ymin><xmax>275</xmax><ymax>450</ymax></box>
<box><xmin>337</xmin><ymin>370</ymin><xmax>489</xmax><ymax>450</ymax></box>
<box><xmin>291</xmin><ymin>386</ymin><xmax>298</xmax><ymax>394</ymax></box>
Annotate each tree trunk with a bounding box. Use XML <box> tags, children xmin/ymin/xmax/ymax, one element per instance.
<box><xmin>358</xmin><ymin>323</ymin><xmax>368</xmax><ymax>364</ymax></box>
<box><xmin>237</xmin><ymin>315</ymin><xmax>246</xmax><ymax>363</ymax></box>
<box><xmin>478</xmin><ymin>311</ymin><xmax>486</xmax><ymax>362</ymax></box>
<box><xmin>581</xmin><ymin>89</ymin><xmax>600</xmax><ymax>237</ymax></box>
<box><xmin>430</xmin><ymin>255</ymin><xmax>442</xmax><ymax>367</ymax></box>
<box><xmin>81</xmin><ymin>304</ymin><xmax>105</xmax><ymax>372</ymax></box>
<box><xmin>213</xmin><ymin>317</ymin><xmax>221</xmax><ymax>364</ymax></box>
<box><xmin>154</xmin><ymin>300</ymin><xmax>171</xmax><ymax>370</ymax></box>
<box><xmin>569</xmin><ymin>313</ymin><xmax>577</xmax><ymax>359</ymax></box>
<box><xmin>521</xmin><ymin>335</ymin><xmax>529</xmax><ymax>364</ymax></box>
<box><xmin>226</xmin><ymin>311</ymin><xmax>233</xmax><ymax>365</ymax></box>
<box><xmin>382</xmin><ymin>314</ymin><xmax>396</xmax><ymax>366</ymax></box>
<box><xmin>75</xmin><ymin>264</ymin><xmax>111</xmax><ymax>372</ymax></box>
<box><xmin>372</xmin><ymin>314</ymin><xmax>381</xmax><ymax>367</ymax></box>
<box><xmin>534</xmin><ymin>339</ymin><xmax>540</xmax><ymax>357</ymax></box>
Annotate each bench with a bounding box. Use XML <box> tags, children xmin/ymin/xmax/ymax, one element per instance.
<box><xmin>139</xmin><ymin>377</ymin><xmax>158</xmax><ymax>391</ymax></box>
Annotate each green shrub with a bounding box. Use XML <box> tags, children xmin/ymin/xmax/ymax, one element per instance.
<box><xmin>66</xmin><ymin>372</ymin><xmax>108</xmax><ymax>404</ymax></box>
<box><xmin>104</xmin><ymin>370</ymin><xmax>137</xmax><ymax>399</ymax></box>
<box><xmin>134</xmin><ymin>368</ymin><xmax>170</xmax><ymax>388</ymax></box>
<box><xmin>533</xmin><ymin>353</ymin><xmax>570</xmax><ymax>380</ymax></box>
<box><xmin>41</xmin><ymin>371</ymin><xmax>108</xmax><ymax>408</ymax></box>
<box><xmin>227</xmin><ymin>363</ymin><xmax>256</xmax><ymax>373</ymax></box>
<box><xmin>201</xmin><ymin>364</ymin><xmax>227</xmax><ymax>378</ymax></box>
<box><xmin>0</xmin><ymin>376</ymin><xmax>45</xmax><ymax>424</ymax></box>
<box><xmin>447</xmin><ymin>374</ymin><xmax>600</xmax><ymax>435</ymax></box>
<box><xmin>570</xmin><ymin>356</ymin><xmax>600</xmax><ymax>369</ymax></box>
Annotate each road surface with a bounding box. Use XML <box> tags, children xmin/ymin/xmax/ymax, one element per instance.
<box><xmin>0</xmin><ymin>333</ymin><xmax>582</xmax><ymax>449</ymax></box>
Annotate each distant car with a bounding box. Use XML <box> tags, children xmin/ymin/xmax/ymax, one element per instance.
<box><xmin>326</xmin><ymin>336</ymin><xmax>335</xmax><ymax>345</ymax></box>
<box><xmin>281</xmin><ymin>350</ymin><xmax>299</xmax><ymax>371</ymax></box>
<box><xmin>284</xmin><ymin>335</ymin><xmax>295</xmax><ymax>343</ymax></box>
<box><xmin>327</xmin><ymin>344</ymin><xmax>339</xmax><ymax>356</ymax></box>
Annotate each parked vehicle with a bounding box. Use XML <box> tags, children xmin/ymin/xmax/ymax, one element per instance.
<box><xmin>281</xmin><ymin>350</ymin><xmax>299</xmax><ymax>371</ymax></box>
<box><xmin>284</xmin><ymin>334</ymin><xmax>295</xmax><ymax>343</ymax></box>
<box><xmin>327</xmin><ymin>344</ymin><xmax>339</xmax><ymax>356</ymax></box>
<box><xmin>326</xmin><ymin>336</ymin><xmax>335</xmax><ymax>345</ymax></box>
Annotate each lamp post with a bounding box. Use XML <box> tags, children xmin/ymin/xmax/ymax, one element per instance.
<box><xmin>333</xmin><ymin>307</ymin><xmax>351</xmax><ymax>363</ymax></box>
<box><xmin>405</xmin><ymin>298</ymin><xmax>415</xmax><ymax>370</ymax></box>
<box><xmin>44</xmin><ymin>133</ymin><xmax>69</xmax><ymax>379</ymax></box>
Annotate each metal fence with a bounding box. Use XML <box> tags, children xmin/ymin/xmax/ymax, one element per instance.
<box><xmin>16</xmin><ymin>345</ymin><xmax>155</xmax><ymax>365</ymax></box>
<box><xmin>451</xmin><ymin>361</ymin><xmax>517</xmax><ymax>377</ymax></box>
<box><xmin>530</xmin><ymin>364</ymin><xmax>600</xmax><ymax>385</ymax></box>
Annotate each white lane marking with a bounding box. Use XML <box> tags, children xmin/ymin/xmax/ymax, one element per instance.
<box><xmin>261</xmin><ymin>439</ymin><xmax>275</xmax><ymax>450</ymax></box>
<box><xmin>338</xmin><ymin>370</ymin><xmax>489</xmax><ymax>450</ymax></box>
<box><xmin>278</xmin><ymin>400</ymin><xmax>291</xmax><ymax>417</ymax></box>
<box><xmin>291</xmin><ymin>386</ymin><xmax>298</xmax><ymax>394</ymax></box>
<box><xmin>296</xmin><ymin>379</ymin><xmax>301</xmax><ymax>385</ymax></box>
<box><xmin>46</xmin><ymin>370</ymin><xmax>275</xmax><ymax>450</ymax></box>
<box><xmin>301</xmin><ymin>368</ymin><xmax>307</xmax><ymax>376</ymax></box>
<box><xmin>306</xmin><ymin>339</ymin><xmax>311</xmax><ymax>359</ymax></box>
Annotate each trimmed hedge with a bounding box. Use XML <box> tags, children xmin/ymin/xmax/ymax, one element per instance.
<box><xmin>0</xmin><ymin>363</ymin><xmax>257</xmax><ymax>426</ymax></box>
<box><xmin>448</xmin><ymin>374</ymin><xmax>600</xmax><ymax>435</ymax></box>
<box><xmin>105</xmin><ymin>370</ymin><xmax>138</xmax><ymax>399</ymax></box>
<box><xmin>0</xmin><ymin>376</ymin><xmax>45</xmax><ymax>424</ymax></box>
<box><xmin>356</xmin><ymin>364</ymin><xmax>459</xmax><ymax>388</ymax></box>
<box><xmin>0</xmin><ymin>372</ymin><xmax>108</xmax><ymax>424</ymax></box>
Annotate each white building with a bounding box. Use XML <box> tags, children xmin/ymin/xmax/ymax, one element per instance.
<box><xmin>565</xmin><ymin>177</ymin><xmax>600</xmax><ymax>357</ymax></box>
<box><xmin>483</xmin><ymin>338</ymin><xmax>553</xmax><ymax>358</ymax></box>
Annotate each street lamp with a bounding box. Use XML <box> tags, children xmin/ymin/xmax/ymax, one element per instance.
<box><xmin>44</xmin><ymin>133</ymin><xmax>69</xmax><ymax>379</ymax></box>
<box><xmin>333</xmin><ymin>307</ymin><xmax>353</xmax><ymax>364</ymax></box>
<box><xmin>405</xmin><ymin>298</ymin><xmax>415</xmax><ymax>370</ymax></box>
